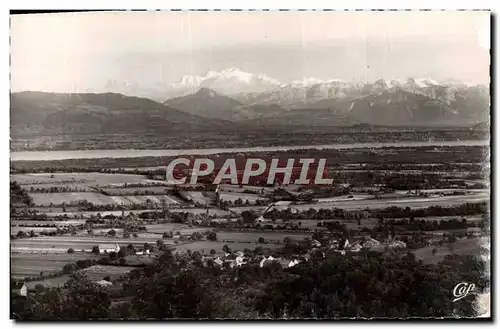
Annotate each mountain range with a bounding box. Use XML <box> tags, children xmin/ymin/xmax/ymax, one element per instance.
<box><xmin>10</xmin><ymin>92</ymin><xmax>232</xmax><ymax>136</ymax></box>
<box><xmin>11</xmin><ymin>69</ymin><xmax>489</xmax><ymax>136</ymax></box>
<box><xmin>160</xmin><ymin>69</ymin><xmax>489</xmax><ymax>127</ymax></box>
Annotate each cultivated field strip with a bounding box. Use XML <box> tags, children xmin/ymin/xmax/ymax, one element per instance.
<box><xmin>29</xmin><ymin>192</ymin><xmax>180</xmax><ymax>206</ymax></box>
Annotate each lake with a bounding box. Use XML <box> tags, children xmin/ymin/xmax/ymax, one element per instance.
<box><xmin>10</xmin><ymin>139</ymin><xmax>488</xmax><ymax>161</ymax></box>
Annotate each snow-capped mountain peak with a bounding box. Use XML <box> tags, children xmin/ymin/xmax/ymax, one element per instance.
<box><xmin>170</xmin><ymin>68</ymin><xmax>281</xmax><ymax>97</ymax></box>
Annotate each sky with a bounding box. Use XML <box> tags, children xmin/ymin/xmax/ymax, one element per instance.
<box><xmin>10</xmin><ymin>10</ymin><xmax>491</xmax><ymax>92</ymax></box>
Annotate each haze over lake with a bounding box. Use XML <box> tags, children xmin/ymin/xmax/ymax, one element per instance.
<box><xmin>11</xmin><ymin>140</ymin><xmax>488</xmax><ymax>161</ymax></box>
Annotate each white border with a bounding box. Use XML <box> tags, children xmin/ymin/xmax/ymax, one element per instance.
<box><xmin>2</xmin><ymin>1</ymin><xmax>497</xmax><ymax>327</ymax></box>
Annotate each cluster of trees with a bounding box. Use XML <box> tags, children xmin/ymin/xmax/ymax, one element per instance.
<box><xmin>375</xmin><ymin>217</ymin><xmax>473</xmax><ymax>232</ymax></box>
<box><xmin>29</xmin><ymin>186</ymin><xmax>88</xmax><ymax>193</ymax></box>
<box><xmin>263</xmin><ymin>203</ymin><xmax>488</xmax><ymax>222</ymax></box>
<box><xmin>13</xmin><ymin>249</ymin><xmax>487</xmax><ymax>320</ymax></box>
<box><xmin>12</xmin><ymin>225</ymin><xmax>82</xmax><ymax>239</ymax></box>
<box><xmin>10</xmin><ymin>181</ymin><xmax>34</xmax><ymax>213</ymax></box>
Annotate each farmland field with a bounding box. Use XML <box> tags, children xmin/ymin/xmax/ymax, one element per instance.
<box><xmin>102</xmin><ymin>186</ymin><xmax>176</xmax><ymax>195</ymax></box>
<box><xmin>24</xmin><ymin>275</ymin><xmax>72</xmax><ymax>289</ymax></box>
<box><xmin>11</xmin><ymin>236</ymin><xmax>174</xmax><ymax>253</ymax></box>
<box><xmin>219</xmin><ymin>192</ymin><xmax>268</xmax><ymax>203</ymax></box>
<box><xmin>145</xmin><ymin>223</ymin><xmax>208</xmax><ymax>235</ymax></box>
<box><xmin>229</xmin><ymin>191</ymin><xmax>488</xmax><ymax>212</ymax></box>
<box><xmin>24</xmin><ymin>265</ymin><xmax>136</xmax><ymax>289</ymax></box>
<box><xmin>413</xmin><ymin>238</ymin><xmax>484</xmax><ymax>264</ymax></box>
<box><xmin>42</xmin><ymin>207</ymin><xmax>231</xmax><ymax>218</ymax></box>
<box><xmin>12</xmin><ymin>172</ymin><xmax>156</xmax><ymax>186</ymax></box>
<box><xmin>11</xmin><ymin>219</ymin><xmax>87</xmax><ymax>226</ymax></box>
<box><xmin>178</xmin><ymin>191</ymin><xmax>212</xmax><ymax>205</ymax></box>
<box><xmin>287</xmin><ymin>219</ymin><xmax>378</xmax><ymax>230</ymax></box>
<box><xmin>11</xmin><ymin>253</ymin><xmax>101</xmax><ymax>279</ymax></box>
<box><xmin>11</xmin><ymin>227</ymin><xmax>58</xmax><ymax>234</ymax></box>
<box><xmin>215</xmin><ymin>230</ymin><xmax>309</xmax><ymax>243</ymax></box>
<box><xmin>80</xmin><ymin>265</ymin><xmax>136</xmax><ymax>281</ymax></box>
<box><xmin>29</xmin><ymin>192</ymin><xmax>180</xmax><ymax>206</ymax></box>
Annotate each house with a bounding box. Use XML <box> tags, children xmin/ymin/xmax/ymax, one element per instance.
<box><xmin>214</xmin><ymin>257</ymin><xmax>224</xmax><ymax>267</ymax></box>
<box><xmin>255</xmin><ymin>215</ymin><xmax>270</xmax><ymax>223</ymax></box>
<box><xmin>99</xmin><ymin>243</ymin><xmax>120</xmax><ymax>254</ymax></box>
<box><xmin>288</xmin><ymin>259</ymin><xmax>301</xmax><ymax>268</ymax></box>
<box><xmin>235</xmin><ymin>255</ymin><xmax>246</xmax><ymax>267</ymax></box>
<box><xmin>11</xmin><ymin>281</ymin><xmax>27</xmax><ymax>297</ymax></box>
<box><xmin>342</xmin><ymin>239</ymin><xmax>350</xmax><ymax>250</ymax></box>
<box><xmin>387</xmin><ymin>240</ymin><xmax>407</xmax><ymax>249</ymax></box>
<box><xmin>311</xmin><ymin>240</ymin><xmax>322</xmax><ymax>248</ymax></box>
<box><xmin>362</xmin><ymin>238</ymin><xmax>381</xmax><ymax>250</ymax></box>
<box><xmin>348</xmin><ymin>242</ymin><xmax>362</xmax><ymax>252</ymax></box>
<box><xmin>259</xmin><ymin>255</ymin><xmax>275</xmax><ymax>268</ymax></box>
<box><xmin>96</xmin><ymin>280</ymin><xmax>113</xmax><ymax>287</ymax></box>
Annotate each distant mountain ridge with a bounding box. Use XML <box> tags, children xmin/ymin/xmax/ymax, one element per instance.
<box><xmin>10</xmin><ymin>91</ymin><xmax>232</xmax><ymax>135</ymax></box>
<box><xmin>164</xmin><ymin>88</ymin><xmax>243</xmax><ymax>120</ymax></box>
<box><xmin>159</xmin><ymin>83</ymin><xmax>488</xmax><ymax>127</ymax></box>
<box><xmin>86</xmin><ymin>68</ymin><xmax>486</xmax><ymax>103</ymax></box>
<box><xmin>11</xmin><ymin>68</ymin><xmax>489</xmax><ymax>132</ymax></box>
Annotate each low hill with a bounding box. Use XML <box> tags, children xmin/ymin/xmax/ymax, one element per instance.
<box><xmin>11</xmin><ymin>91</ymin><xmax>232</xmax><ymax>135</ymax></box>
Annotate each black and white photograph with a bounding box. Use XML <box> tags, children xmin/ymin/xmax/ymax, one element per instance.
<box><xmin>9</xmin><ymin>9</ymin><xmax>491</xmax><ymax>320</ymax></box>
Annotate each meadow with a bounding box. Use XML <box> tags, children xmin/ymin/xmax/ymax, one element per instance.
<box><xmin>24</xmin><ymin>265</ymin><xmax>137</xmax><ymax>289</ymax></box>
<box><xmin>413</xmin><ymin>237</ymin><xmax>484</xmax><ymax>264</ymax></box>
<box><xmin>11</xmin><ymin>253</ymin><xmax>101</xmax><ymax>279</ymax></box>
<box><xmin>29</xmin><ymin>192</ymin><xmax>180</xmax><ymax>206</ymax></box>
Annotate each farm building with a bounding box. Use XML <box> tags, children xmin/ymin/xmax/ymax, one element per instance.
<box><xmin>387</xmin><ymin>240</ymin><xmax>407</xmax><ymax>249</ymax></box>
<box><xmin>12</xmin><ymin>281</ymin><xmax>27</xmax><ymax>297</ymax></box>
<box><xmin>214</xmin><ymin>257</ymin><xmax>223</xmax><ymax>267</ymax></box>
<box><xmin>362</xmin><ymin>238</ymin><xmax>381</xmax><ymax>249</ymax></box>
<box><xmin>99</xmin><ymin>244</ymin><xmax>120</xmax><ymax>254</ymax></box>
<box><xmin>259</xmin><ymin>255</ymin><xmax>275</xmax><ymax>268</ymax></box>
<box><xmin>288</xmin><ymin>259</ymin><xmax>301</xmax><ymax>268</ymax></box>
<box><xmin>96</xmin><ymin>280</ymin><xmax>113</xmax><ymax>287</ymax></box>
<box><xmin>348</xmin><ymin>242</ymin><xmax>362</xmax><ymax>252</ymax></box>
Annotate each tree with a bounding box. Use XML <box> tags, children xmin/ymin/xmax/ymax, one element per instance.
<box><xmin>21</xmin><ymin>273</ymin><xmax>111</xmax><ymax>320</ymax></box>
<box><xmin>103</xmin><ymin>276</ymin><xmax>111</xmax><ymax>282</ymax></box>
<box><xmin>254</xmin><ymin>246</ymin><xmax>264</xmax><ymax>255</ymax></box>
<box><xmin>108</xmin><ymin>229</ymin><xmax>117</xmax><ymax>237</ymax></box>
<box><xmin>210</xmin><ymin>249</ymin><xmax>216</xmax><ymax>255</ymax></box>
<box><xmin>126</xmin><ymin>244</ymin><xmax>136</xmax><ymax>254</ymax></box>
<box><xmin>62</xmin><ymin>263</ymin><xmax>78</xmax><ymax>274</ymax></box>
<box><xmin>390</xmin><ymin>224</ymin><xmax>396</xmax><ymax>239</ymax></box>
<box><xmin>191</xmin><ymin>232</ymin><xmax>203</xmax><ymax>241</ymax></box>
<box><xmin>92</xmin><ymin>246</ymin><xmax>100</xmax><ymax>254</ymax></box>
<box><xmin>383</xmin><ymin>222</ymin><xmax>389</xmax><ymax>240</ymax></box>
<box><xmin>258</xmin><ymin>237</ymin><xmax>265</xmax><ymax>244</ymax></box>
<box><xmin>222</xmin><ymin>244</ymin><xmax>231</xmax><ymax>254</ymax></box>
<box><xmin>67</xmin><ymin>248</ymin><xmax>75</xmax><ymax>254</ymax></box>
<box><xmin>242</xmin><ymin>210</ymin><xmax>257</xmax><ymax>223</ymax></box>
<box><xmin>207</xmin><ymin>231</ymin><xmax>217</xmax><ymax>241</ymax></box>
